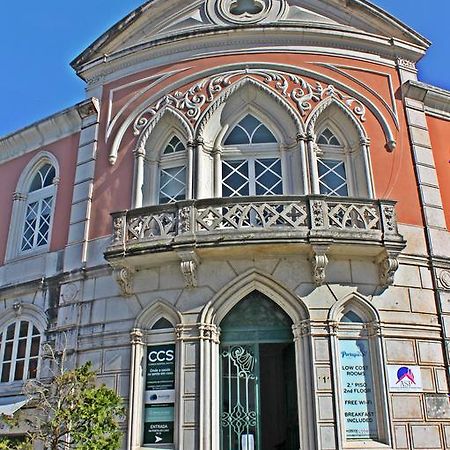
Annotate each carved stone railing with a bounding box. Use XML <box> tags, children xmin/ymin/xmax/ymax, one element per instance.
<box><xmin>108</xmin><ymin>195</ymin><xmax>403</xmax><ymax>250</ymax></box>
<box><xmin>106</xmin><ymin>196</ymin><xmax>406</xmax><ymax>291</ymax></box>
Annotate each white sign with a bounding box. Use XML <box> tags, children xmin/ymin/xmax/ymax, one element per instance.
<box><xmin>145</xmin><ymin>389</ymin><xmax>176</xmax><ymax>404</ymax></box>
<box><xmin>388</xmin><ymin>365</ymin><xmax>423</xmax><ymax>392</ymax></box>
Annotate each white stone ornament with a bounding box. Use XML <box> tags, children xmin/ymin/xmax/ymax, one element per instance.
<box><xmin>206</xmin><ymin>0</ymin><xmax>286</xmax><ymax>25</ymax></box>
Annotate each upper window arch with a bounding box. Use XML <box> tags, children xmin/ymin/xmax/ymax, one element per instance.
<box><xmin>224</xmin><ymin>114</ymin><xmax>277</xmax><ymax>145</ymax></box>
<box><xmin>6</xmin><ymin>153</ymin><xmax>59</xmax><ymax>260</ymax></box>
<box><xmin>317</xmin><ymin>128</ymin><xmax>341</xmax><ymax>147</ymax></box>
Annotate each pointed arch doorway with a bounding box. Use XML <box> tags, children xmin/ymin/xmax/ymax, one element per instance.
<box><xmin>220</xmin><ymin>291</ymin><xmax>300</xmax><ymax>450</ymax></box>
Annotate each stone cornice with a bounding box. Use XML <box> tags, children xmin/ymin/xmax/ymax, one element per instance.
<box><xmin>0</xmin><ymin>98</ymin><xmax>100</xmax><ymax>165</ymax></box>
<box><xmin>77</xmin><ymin>25</ymin><xmax>427</xmax><ymax>85</ymax></box>
<box><xmin>402</xmin><ymin>80</ymin><xmax>450</xmax><ymax>120</ymax></box>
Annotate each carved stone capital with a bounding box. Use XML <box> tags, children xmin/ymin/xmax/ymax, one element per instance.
<box><xmin>130</xmin><ymin>328</ymin><xmax>144</xmax><ymax>345</ymax></box>
<box><xmin>378</xmin><ymin>252</ymin><xmax>399</xmax><ymax>287</ymax></box>
<box><xmin>199</xmin><ymin>323</ymin><xmax>220</xmax><ymax>343</ymax></box>
<box><xmin>327</xmin><ymin>320</ymin><xmax>339</xmax><ymax>336</ymax></box>
<box><xmin>292</xmin><ymin>320</ymin><xmax>311</xmax><ymax>340</ymax></box>
<box><xmin>367</xmin><ymin>322</ymin><xmax>382</xmax><ymax>337</ymax></box>
<box><xmin>311</xmin><ymin>245</ymin><xmax>330</xmax><ymax>286</ymax></box>
<box><xmin>178</xmin><ymin>250</ymin><xmax>200</xmax><ymax>288</ymax></box>
<box><xmin>115</xmin><ymin>266</ymin><xmax>135</xmax><ymax>297</ymax></box>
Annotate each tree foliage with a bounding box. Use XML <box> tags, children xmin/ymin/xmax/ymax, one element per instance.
<box><xmin>0</xmin><ymin>346</ymin><xmax>124</xmax><ymax>450</ymax></box>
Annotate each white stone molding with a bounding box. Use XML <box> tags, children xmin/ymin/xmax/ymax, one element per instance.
<box><xmin>178</xmin><ymin>250</ymin><xmax>200</xmax><ymax>288</ymax></box>
<box><xmin>196</xmin><ymin>75</ymin><xmax>304</xmax><ymax>142</ymax></box>
<box><xmin>311</xmin><ymin>244</ymin><xmax>330</xmax><ymax>286</ymax></box>
<box><xmin>0</xmin><ymin>303</ymin><xmax>48</xmax><ymax>334</ymax></box>
<box><xmin>438</xmin><ymin>270</ymin><xmax>450</xmax><ymax>290</ymax></box>
<box><xmin>135</xmin><ymin>300</ymin><xmax>183</xmax><ymax>330</ymax></box>
<box><xmin>206</xmin><ymin>0</ymin><xmax>287</xmax><ymax>25</ymax></box>
<box><xmin>5</xmin><ymin>151</ymin><xmax>60</xmax><ymax>262</ymax></box>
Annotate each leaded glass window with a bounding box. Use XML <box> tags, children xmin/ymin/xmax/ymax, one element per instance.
<box><xmin>21</xmin><ymin>164</ymin><xmax>56</xmax><ymax>252</ymax></box>
<box><xmin>159</xmin><ymin>135</ymin><xmax>187</xmax><ymax>204</ymax></box>
<box><xmin>0</xmin><ymin>320</ymin><xmax>41</xmax><ymax>383</ymax></box>
<box><xmin>318</xmin><ymin>159</ymin><xmax>349</xmax><ymax>196</ymax></box>
<box><xmin>222</xmin><ymin>115</ymin><xmax>282</xmax><ymax>198</ymax></box>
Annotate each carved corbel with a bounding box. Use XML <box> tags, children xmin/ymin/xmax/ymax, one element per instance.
<box><xmin>13</xmin><ymin>301</ymin><xmax>23</xmax><ymax>317</ymax></box>
<box><xmin>311</xmin><ymin>245</ymin><xmax>330</xmax><ymax>286</ymax></box>
<box><xmin>378</xmin><ymin>252</ymin><xmax>399</xmax><ymax>288</ymax></box>
<box><xmin>178</xmin><ymin>250</ymin><xmax>200</xmax><ymax>288</ymax></box>
<box><xmin>115</xmin><ymin>266</ymin><xmax>135</xmax><ymax>297</ymax></box>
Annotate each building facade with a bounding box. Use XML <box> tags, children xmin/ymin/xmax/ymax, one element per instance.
<box><xmin>0</xmin><ymin>0</ymin><xmax>449</xmax><ymax>449</ymax></box>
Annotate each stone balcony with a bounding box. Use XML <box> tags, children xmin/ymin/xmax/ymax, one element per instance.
<box><xmin>105</xmin><ymin>196</ymin><xmax>406</xmax><ymax>293</ymax></box>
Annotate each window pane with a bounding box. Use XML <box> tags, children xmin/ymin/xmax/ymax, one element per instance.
<box><xmin>252</xmin><ymin>123</ymin><xmax>277</xmax><ymax>144</ymax></box>
<box><xmin>318</xmin><ymin>128</ymin><xmax>340</xmax><ymax>146</ymax></box>
<box><xmin>4</xmin><ymin>342</ymin><xmax>13</xmax><ymax>362</ymax></box>
<box><xmin>163</xmin><ymin>136</ymin><xmax>185</xmax><ymax>154</ymax></box>
<box><xmin>224</xmin><ymin>115</ymin><xmax>277</xmax><ymax>145</ymax></box>
<box><xmin>224</xmin><ymin>125</ymin><xmax>249</xmax><ymax>145</ymax></box>
<box><xmin>6</xmin><ymin>324</ymin><xmax>15</xmax><ymax>341</ymax></box>
<box><xmin>19</xmin><ymin>321</ymin><xmax>29</xmax><ymax>338</ymax></box>
<box><xmin>159</xmin><ymin>167</ymin><xmax>186</xmax><ymax>204</ymax></box>
<box><xmin>32</xmin><ymin>326</ymin><xmax>40</xmax><ymax>337</ymax></box>
<box><xmin>318</xmin><ymin>159</ymin><xmax>348</xmax><ymax>196</ymax></box>
<box><xmin>1</xmin><ymin>363</ymin><xmax>11</xmax><ymax>382</ymax></box>
<box><xmin>222</xmin><ymin>160</ymin><xmax>250</xmax><ymax>197</ymax></box>
<box><xmin>30</xmin><ymin>337</ymin><xmax>41</xmax><ymax>357</ymax></box>
<box><xmin>28</xmin><ymin>359</ymin><xmax>38</xmax><ymax>379</ymax></box>
<box><xmin>14</xmin><ymin>360</ymin><xmax>24</xmax><ymax>381</ymax></box>
<box><xmin>29</xmin><ymin>164</ymin><xmax>54</xmax><ymax>192</ymax></box>
<box><xmin>255</xmin><ymin>158</ymin><xmax>282</xmax><ymax>195</ymax></box>
<box><xmin>17</xmin><ymin>340</ymin><xmax>27</xmax><ymax>359</ymax></box>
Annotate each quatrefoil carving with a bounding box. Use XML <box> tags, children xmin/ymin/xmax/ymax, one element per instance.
<box><xmin>230</xmin><ymin>0</ymin><xmax>265</xmax><ymax>16</ymax></box>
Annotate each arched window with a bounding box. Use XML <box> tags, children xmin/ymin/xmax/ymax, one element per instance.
<box><xmin>6</xmin><ymin>154</ymin><xmax>59</xmax><ymax>261</ymax></box>
<box><xmin>330</xmin><ymin>300</ymin><xmax>390</xmax><ymax>446</ymax></box>
<box><xmin>159</xmin><ymin>136</ymin><xmax>187</xmax><ymax>204</ymax></box>
<box><xmin>309</xmin><ymin>101</ymin><xmax>374</xmax><ymax>199</ymax></box>
<box><xmin>21</xmin><ymin>164</ymin><xmax>56</xmax><ymax>251</ymax></box>
<box><xmin>221</xmin><ymin>114</ymin><xmax>282</xmax><ymax>197</ymax></box>
<box><xmin>0</xmin><ymin>320</ymin><xmax>42</xmax><ymax>383</ymax></box>
<box><xmin>128</xmin><ymin>302</ymin><xmax>181</xmax><ymax>449</ymax></box>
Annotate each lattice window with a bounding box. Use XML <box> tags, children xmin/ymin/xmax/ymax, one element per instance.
<box><xmin>0</xmin><ymin>320</ymin><xmax>41</xmax><ymax>383</ymax></box>
<box><xmin>21</xmin><ymin>164</ymin><xmax>56</xmax><ymax>252</ymax></box>
<box><xmin>318</xmin><ymin>159</ymin><xmax>349</xmax><ymax>197</ymax></box>
<box><xmin>222</xmin><ymin>115</ymin><xmax>281</xmax><ymax>197</ymax></box>
<box><xmin>159</xmin><ymin>135</ymin><xmax>187</xmax><ymax>204</ymax></box>
<box><xmin>159</xmin><ymin>166</ymin><xmax>186</xmax><ymax>204</ymax></box>
<box><xmin>224</xmin><ymin>114</ymin><xmax>277</xmax><ymax>145</ymax></box>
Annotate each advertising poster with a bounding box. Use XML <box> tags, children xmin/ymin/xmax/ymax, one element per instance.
<box><xmin>144</xmin><ymin>344</ymin><xmax>176</xmax><ymax>445</ymax></box>
<box><xmin>388</xmin><ymin>365</ymin><xmax>422</xmax><ymax>392</ymax></box>
<box><xmin>340</xmin><ymin>339</ymin><xmax>377</xmax><ymax>440</ymax></box>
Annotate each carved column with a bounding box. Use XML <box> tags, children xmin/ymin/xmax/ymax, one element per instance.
<box><xmin>199</xmin><ymin>323</ymin><xmax>220</xmax><ymax>450</ymax></box>
<box><xmin>360</xmin><ymin>137</ymin><xmax>375</xmax><ymax>199</ymax></box>
<box><xmin>307</xmin><ymin>133</ymin><xmax>320</xmax><ymax>194</ymax></box>
<box><xmin>298</xmin><ymin>134</ymin><xmax>309</xmax><ymax>195</ymax></box>
<box><xmin>133</xmin><ymin>147</ymin><xmax>145</xmax><ymax>208</ymax></box>
<box><xmin>128</xmin><ymin>329</ymin><xmax>145</xmax><ymax>450</ymax></box>
<box><xmin>186</xmin><ymin>140</ymin><xmax>195</xmax><ymax>199</ymax></box>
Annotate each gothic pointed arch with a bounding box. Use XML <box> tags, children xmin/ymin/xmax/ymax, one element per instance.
<box><xmin>196</xmin><ymin>76</ymin><xmax>304</xmax><ymax>147</ymax></box>
<box><xmin>328</xmin><ymin>292</ymin><xmax>380</xmax><ymax>324</ymax></box>
<box><xmin>201</xmin><ymin>269</ymin><xmax>308</xmax><ymax>326</ymax></box>
<box><xmin>135</xmin><ymin>299</ymin><xmax>183</xmax><ymax>330</ymax></box>
<box><xmin>306</xmin><ymin>97</ymin><xmax>368</xmax><ymax>145</ymax></box>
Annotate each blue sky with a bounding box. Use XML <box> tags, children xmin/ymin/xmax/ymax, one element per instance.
<box><xmin>0</xmin><ymin>1</ymin><xmax>448</xmax><ymax>137</ymax></box>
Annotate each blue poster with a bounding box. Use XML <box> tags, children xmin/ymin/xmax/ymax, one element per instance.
<box><xmin>339</xmin><ymin>339</ymin><xmax>377</xmax><ymax>439</ymax></box>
